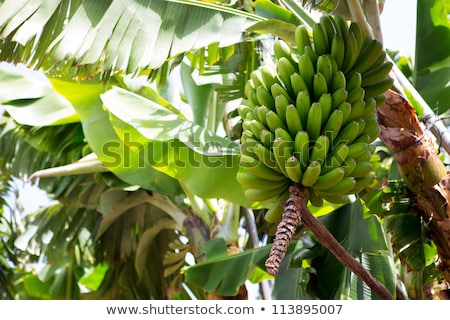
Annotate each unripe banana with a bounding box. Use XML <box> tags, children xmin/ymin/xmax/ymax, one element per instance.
<box><xmin>253</xmin><ymin>142</ymin><xmax>281</xmax><ymax>173</ymax></box>
<box><xmin>310</xmin><ymin>135</ymin><xmax>330</xmax><ymax>164</ymax></box>
<box><xmin>351</xmin><ymin>161</ymin><xmax>372</xmax><ymax>178</ymax></box>
<box><xmin>362</xmin><ymin>114</ymin><xmax>381</xmax><ymax>142</ymax></box>
<box><xmin>347</xmin><ymin>100</ymin><xmax>366</xmax><ymax>122</ymax></box>
<box><xmin>290</xmin><ymin>72</ymin><xmax>308</xmax><ymax>96</ymax></box>
<box><xmin>250</xmin><ymin>69</ymin><xmax>265</xmax><ymax>89</ymax></box>
<box><xmin>361</xmin><ymin>61</ymin><xmax>393</xmax><ymax>87</ymax></box>
<box><xmin>333</xmin><ymin>15</ymin><xmax>349</xmax><ymax>41</ymax></box>
<box><xmin>244</xmin><ymin>80</ymin><xmax>255</xmax><ymax>100</ymax></box>
<box><xmin>331</xmin><ymin>87</ymin><xmax>348</xmax><ymax>109</ymax></box>
<box><xmin>312</xmin><ymin>22</ymin><xmax>329</xmax><ymax>56</ymax></box>
<box><xmin>275</xmin><ymin>94</ymin><xmax>290</xmax><ymax>123</ymax></box>
<box><xmin>337</xmin><ymin>102</ymin><xmax>352</xmax><ymax>124</ymax></box>
<box><xmin>322</xmin><ymin>142</ymin><xmax>349</xmax><ymax>173</ymax></box>
<box><xmin>350</xmin><ymin>174</ymin><xmax>373</xmax><ymax>193</ymax></box>
<box><xmin>296</xmin><ymin>90</ymin><xmax>311</xmax><ymax>129</ymax></box>
<box><xmin>271</xmin><ymin>83</ymin><xmax>292</xmax><ymax>103</ymax></box>
<box><xmin>255</xmin><ymin>105</ymin><xmax>271</xmax><ymax>127</ymax></box>
<box><xmin>347</xmin><ymin>87</ymin><xmax>365</xmax><ymax>104</ymax></box>
<box><xmin>347</xmin><ymin>142</ymin><xmax>370</xmax><ymax>159</ymax></box>
<box><xmin>331</xmin><ymin>32</ymin><xmax>345</xmax><ymax>70</ymax></box>
<box><xmin>295</xmin><ymin>24</ymin><xmax>312</xmax><ymax>55</ymax></box>
<box><xmin>320</xmin><ymin>15</ymin><xmax>338</xmax><ymax>42</ymax></box>
<box><xmin>306</xmin><ymin>102</ymin><xmax>322</xmax><ymax>141</ymax></box>
<box><xmin>349</xmin><ymin>21</ymin><xmax>363</xmax><ymax>53</ymax></box>
<box><xmin>320</xmin><ymin>176</ymin><xmax>356</xmax><ymax>195</ymax></box>
<box><xmin>275</xmin><ymin>127</ymin><xmax>293</xmax><ymax>143</ymax></box>
<box><xmin>319</xmin><ymin>93</ymin><xmax>332</xmax><ymax>125</ymax></box>
<box><xmin>313</xmin><ymin>72</ymin><xmax>328</xmax><ymax>100</ymax></box>
<box><xmin>331</xmin><ymin>70</ymin><xmax>347</xmax><ymax>91</ymax></box>
<box><xmin>346</xmin><ymin>72</ymin><xmax>362</xmax><ymax>92</ymax></box>
<box><xmin>272</xmin><ymin>137</ymin><xmax>292</xmax><ymax>177</ymax></box>
<box><xmin>259</xmin><ymin>128</ymin><xmax>275</xmax><ymax>148</ymax></box>
<box><xmin>285</xmin><ymin>155</ymin><xmax>303</xmax><ymax>183</ymax></box>
<box><xmin>364</xmin><ymin>77</ymin><xmax>394</xmax><ymax>99</ymax></box>
<box><xmin>264</xmin><ymin>201</ymin><xmax>284</xmax><ymax>223</ymax></box>
<box><xmin>244</xmin><ymin>187</ymin><xmax>287</xmax><ymax>202</ymax></box>
<box><xmin>353</xmin><ymin>133</ymin><xmax>371</xmax><ymax>144</ymax></box>
<box><xmin>334</xmin><ymin>120</ymin><xmax>360</xmax><ymax>145</ymax></box>
<box><xmin>238</xmin><ymin>104</ymin><xmax>252</xmax><ymax>119</ymax></box>
<box><xmin>240</xmin><ymin>154</ymin><xmax>285</xmax><ymax>181</ymax></box>
<box><xmin>360</xmin><ymin>97</ymin><xmax>376</xmax><ymax>120</ymax></box>
<box><xmin>312</xmin><ymin>166</ymin><xmax>345</xmax><ymax>190</ymax></box>
<box><xmin>317</xmin><ymin>55</ymin><xmax>333</xmax><ymax>88</ymax></box>
<box><xmin>266</xmin><ymin>110</ymin><xmax>287</xmax><ymax>132</ymax></box>
<box><xmin>321</xmin><ymin>193</ymin><xmax>350</xmax><ymax>204</ymax></box>
<box><xmin>341</xmin><ymin>32</ymin><xmax>359</xmax><ymax>73</ymax></box>
<box><xmin>349</xmin><ymin>38</ymin><xmax>383</xmax><ymax>74</ymax></box>
<box><xmin>308</xmin><ymin>189</ymin><xmax>324</xmax><ymax>207</ymax></box>
<box><xmin>342</xmin><ymin>157</ymin><xmax>357</xmax><ymax>177</ymax></box>
<box><xmin>298</xmin><ymin>54</ymin><xmax>315</xmax><ymax>89</ymax></box>
<box><xmin>260</xmin><ymin>65</ymin><xmax>279</xmax><ymax>91</ymax></box>
<box><xmin>322</xmin><ymin>108</ymin><xmax>344</xmax><ymax>143</ymax></box>
<box><xmin>256</xmin><ymin>85</ymin><xmax>275</xmax><ymax>109</ymax></box>
<box><xmin>277</xmin><ymin>57</ymin><xmax>297</xmax><ymax>95</ymax></box>
<box><xmin>273</xmin><ymin>39</ymin><xmax>297</xmax><ymax>66</ymax></box>
<box><xmin>294</xmin><ymin>130</ymin><xmax>310</xmax><ymax>171</ymax></box>
<box><xmin>248</xmin><ymin>119</ymin><xmax>265</xmax><ymax>140</ymax></box>
<box><xmin>285</xmin><ymin>104</ymin><xmax>303</xmax><ymax>136</ymax></box>
<box><xmin>301</xmin><ymin>160</ymin><xmax>322</xmax><ymax>187</ymax></box>
<box><xmin>236</xmin><ymin>171</ymin><xmax>288</xmax><ymax>190</ymax></box>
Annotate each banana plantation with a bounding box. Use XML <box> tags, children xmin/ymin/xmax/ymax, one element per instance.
<box><xmin>0</xmin><ymin>0</ymin><xmax>449</xmax><ymax>300</ymax></box>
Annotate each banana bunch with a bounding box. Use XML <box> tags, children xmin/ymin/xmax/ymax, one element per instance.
<box><xmin>237</xmin><ymin>15</ymin><xmax>393</xmax><ymax>222</ymax></box>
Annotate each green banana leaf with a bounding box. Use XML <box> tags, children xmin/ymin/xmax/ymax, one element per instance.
<box><xmin>0</xmin><ymin>0</ymin><xmax>260</xmax><ymax>76</ymax></box>
<box><xmin>415</xmin><ymin>0</ymin><xmax>450</xmax><ymax>112</ymax></box>
<box><xmin>101</xmin><ymin>86</ymin><xmax>252</xmax><ymax>206</ymax></box>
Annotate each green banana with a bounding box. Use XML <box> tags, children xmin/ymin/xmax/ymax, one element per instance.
<box><xmin>361</xmin><ymin>61</ymin><xmax>393</xmax><ymax>87</ymax></box>
<box><xmin>362</xmin><ymin>114</ymin><xmax>380</xmax><ymax>142</ymax></box>
<box><xmin>334</xmin><ymin>15</ymin><xmax>349</xmax><ymax>40</ymax></box>
<box><xmin>312</xmin><ymin>166</ymin><xmax>345</xmax><ymax>191</ymax></box>
<box><xmin>298</xmin><ymin>53</ymin><xmax>315</xmax><ymax>89</ymax></box>
<box><xmin>354</xmin><ymin>150</ymin><xmax>372</xmax><ymax>162</ymax></box>
<box><xmin>331</xmin><ymin>32</ymin><xmax>345</xmax><ymax>70</ymax></box>
<box><xmin>354</xmin><ymin>133</ymin><xmax>371</xmax><ymax>144</ymax></box>
<box><xmin>317</xmin><ymin>55</ymin><xmax>333</xmax><ymax>88</ymax></box>
<box><xmin>272</xmin><ymin>137</ymin><xmax>292</xmax><ymax>177</ymax></box>
<box><xmin>240</xmin><ymin>155</ymin><xmax>285</xmax><ymax>181</ymax></box>
<box><xmin>274</xmin><ymin>127</ymin><xmax>293</xmax><ymax>143</ymax></box>
<box><xmin>305</xmin><ymin>45</ymin><xmax>318</xmax><ymax>67</ymax></box>
<box><xmin>360</xmin><ymin>97</ymin><xmax>377</xmax><ymax>120</ymax></box>
<box><xmin>308</xmin><ymin>189</ymin><xmax>324</xmax><ymax>207</ymax></box>
<box><xmin>285</xmin><ymin>104</ymin><xmax>303</xmax><ymax>136</ymax></box>
<box><xmin>312</xmin><ymin>22</ymin><xmax>329</xmax><ymax>56</ymax></box>
<box><xmin>253</xmin><ymin>142</ymin><xmax>280</xmax><ymax>172</ymax></box>
<box><xmin>337</xmin><ymin>102</ymin><xmax>352</xmax><ymax>124</ymax></box>
<box><xmin>347</xmin><ymin>100</ymin><xmax>366</xmax><ymax>122</ymax></box>
<box><xmin>364</xmin><ymin>77</ymin><xmax>394</xmax><ymax>99</ymax></box>
<box><xmin>319</xmin><ymin>93</ymin><xmax>332</xmax><ymax>125</ymax></box>
<box><xmin>256</xmin><ymin>85</ymin><xmax>275</xmax><ymax>109</ymax></box>
<box><xmin>301</xmin><ymin>160</ymin><xmax>322</xmax><ymax>187</ymax></box>
<box><xmin>350</xmin><ymin>174</ymin><xmax>373</xmax><ymax>193</ymax></box>
<box><xmin>295</xmin><ymin>24</ymin><xmax>312</xmax><ymax>55</ymax></box>
<box><xmin>244</xmin><ymin>79</ymin><xmax>255</xmax><ymax>100</ymax></box>
<box><xmin>236</xmin><ymin>171</ymin><xmax>288</xmax><ymax>190</ymax></box>
<box><xmin>273</xmin><ymin>39</ymin><xmax>297</xmax><ymax>66</ymax></box>
<box><xmin>296</xmin><ymin>90</ymin><xmax>311</xmax><ymax>129</ymax></box>
<box><xmin>348</xmin><ymin>21</ymin><xmax>363</xmax><ymax>53</ymax></box>
<box><xmin>264</xmin><ymin>201</ymin><xmax>284</xmax><ymax>223</ymax></box>
<box><xmin>322</xmin><ymin>108</ymin><xmax>343</xmax><ymax>143</ymax></box>
<box><xmin>260</xmin><ymin>65</ymin><xmax>279</xmax><ymax>91</ymax></box>
<box><xmin>351</xmin><ymin>161</ymin><xmax>372</xmax><ymax>178</ymax></box>
<box><xmin>342</xmin><ymin>157</ymin><xmax>357</xmax><ymax>177</ymax></box>
<box><xmin>266</xmin><ymin>110</ymin><xmax>287</xmax><ymax>132</ymax></box>
<box><xmin>244</xmin><ymin>187</ymin><xmax>287</xmax><ymax>202</ymax></box>
<box><xmin>342</xmin><ymin>32</ymin><xmax>359</xmax><ymax>73</ymax></box>
<box><xmin>290</xmin><ymin>72</ymin><xmax>309</xmax><ymax>96</ymax></box>
<box><xmin>277</xmin><ymin>57</ymin><xmax>297</xmax><ymax>95</ymax></box>
<box><xmin>255</xmin><ymin>105</ymin><xmax>271</xmax><ymax>126</ymax></box>
<box><xmin>346</xmin><ymin>72</ymin><xmax>362</xmax><ymax>92</ymax></box>
<box><xmin>322</xmin><ymin>143</ymin><xmax>349</xmax><ymax>173</ymax></box>
<box><xmin>259</xmin><ymin>128</ymin><xmax>275</xmax><ymax>148</ymax></box>
<box><xmin>320</xmin><ymin>15</ymin><xmax>338</xmax><ymax>42</ymax></box>
<box><xmin>285</xmin><ymin>155</ymin><xmax>303</xmax><ymax>183</ymax></box>
<box><xmin>275</xmin><ymin>94</ymin><xmax>289</xmax><ymax>125</ymax></box>
<box><xmin>248</xmin><ymin>119</ymin><xmax>265</xmax><ymax>140</ymax></box>
<box><xmin>331</xmin><ymin>70</ymin><xmax>347</xmax><ymax>91</ymax></box>
<box><xmin>313</xmin><ymin>72</ymin><xmax>328</xmax><ymax>100</ymax></box>
<box><xmin>271</xmin><ymin>82</ymin><xmax>292</xmax><ymax>103</ymax></box>
<box><xmin>347</xmin><ymin>87</ymin><xmax>365</xmax><ymax>104</ymax></box>
<box><xmin>331</xmin><ymin>87</ymin><xmax>348</xmax><ymax>109</ymax></box>
<box><xmin>250</xmin><ymin>69</ymin><xmax>265</xmax><ymax>89</ymax></box>
<box><xmin>306</xmin><ymin>102</ymin><xmax>322</xmax><ymax>141</ymax></box>
<box><xmin>310</xmin><ymin>135</ymin><xmax>330</xmax><ymax>164</ymax></box>
<box><xmin>294</xmin><ymin>130</ymin><xmax>310</xmax><ymax>171</ymax></box>
<box><xmin>238</xmin><ymin>104</ymin><xmax>252</xmax><ymax>119</ymax></box>
<box><xmin>321</xmin><ymin>193</ymin><xmax>350</xmax><ymax>204</ymax></box>
<box><xmin>334</xmin><ymin>120</ymin><xmax>360</xmax><ymax>145</ymax></box>
<box><xmin>347</xmin><ymin>142</ymin><xmax>369</xmax><ymax>159</ymax></box>
<box><xmin>320</xmin><ymin>176</ymin><xmax>356</xmax><ymax>195</ymax></box>
<box><xmin>349</xmin><ymin>38</ymin><xmax>383</xmax><ymax>74</ymax></box>
<box><xmin>356</xmin><ymin>118</ymin><xmax>366</xmax><ymax>139</ymax></box>
<box><xmin>375</xmin><ymin>93</ymin><xmax>387</xmax><ymax>106</ymax></box>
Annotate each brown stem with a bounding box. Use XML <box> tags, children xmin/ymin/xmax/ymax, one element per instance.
<box><xmin>289</xmin><ymin>185</ymin><xmax>393</xmax><ymax>300</ymax></box>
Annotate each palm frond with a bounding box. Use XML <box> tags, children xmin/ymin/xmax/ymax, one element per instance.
<box><xmin>0</xmin><ymin>0</ymin><xmax>261</xmax><ymax>78</ymax></box>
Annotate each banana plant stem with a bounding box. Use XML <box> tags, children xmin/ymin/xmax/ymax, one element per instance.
<box><xmin>289</xmin><ymin>185</ymin><xmax>394</xmax><ymax>300</ymax></box>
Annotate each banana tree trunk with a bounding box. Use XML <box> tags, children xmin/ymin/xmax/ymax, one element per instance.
<box><xmin>377</xmin><ymin>90</ymin><xmax>450</xmax><ymax>285</ymax></box>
